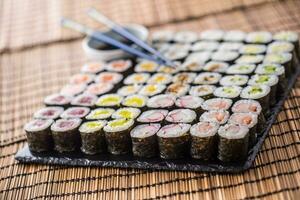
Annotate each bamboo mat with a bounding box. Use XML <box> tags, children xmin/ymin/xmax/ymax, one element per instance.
<box><xmin>1</xmin><ymin>0</ymin><xmax>300</xmax><ymax>199</ymax></box>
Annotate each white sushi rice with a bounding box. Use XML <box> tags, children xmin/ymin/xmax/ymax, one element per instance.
<box><xmin>138</xmin><ymin>84</ymin><xmax>166</xmax><ymax>96</ymax></box>
<box><xmin>137</xmin><ymin>109</ymin><xmax>168</xmax><ymax>123</ymax></box>
<box><xmin>180</xmin><ymin>60</ymin><xmax>204</xmax><ymax>72</ymax></box>
<box><xmin>219</xmin><ymin>75</ymin><xmax>249</xmax><ymax>86</ymax></box>
<box><xmin>185</xmin><ymin>51</ymin><xmax>212</xmax><ymax>63</ymax></box>
<box><xmin>44</xmin><ymin>93</ymin><xmax>72</xmax><ymax>106</ymax></box>
<box><xmin>130</xmin><ymin>124</ymin><xmax>161</xmax><ymax>138</ymax></box>
<box><xmin>69</xmin><ymin>73</ymin><xmax>94</xmax><ymax>85</ymax></box>
<box><xmin>267</xmin><ymin>41</ymin><xmax>294</xmax><ymax>54</ymax></box>
<box><xmin>226</xmin><ymin>64</ymin><xmax>256</xmax><ymax>74</ymax></box>
<box><xmin>60</xmin><ymin>107</ymin><xmax>90</xmax><ymax>119</ymax></box>
<box><xmin>255</xmin><ymin>63</ymin><xmax>285</xmax><ymax>76</ymax></box>
<box><xmin>51</xmin><ymin>118</ymin><xmax>82</xmax><ymax>132</ymax></box>
<box><xmin>239</xmin><ymin>44</ymin><xmax>267</xmax><ymax>54</ymax></box>
<box><xmin>152</xmin><ymin>30</ymin><xmax>174</xmax><ymax>42</ymax></box>
<box><xmin>96</xmin><ymin>94</ymin><xmax>123</xmax><ymax>107</ymax></box>
<box><xmin>200</xmin><ymin>110</ymin><xmax>230</xmax><ymax>124</ymax></box>
<box><xmin>124</xmin><ymin>73</ymin><xmax>150</xmax><ymax>85</ymax></box>
<box><xmin>218</xmin><ymin>42</ymin><xmax>243</xmax><ymax>51</ymax></box>
<box><xmin>211</xmin><ymin>51</ymin><xmax>239</xmax><ymax>62</ymax></box>
<box><xmin>165</xmin><ymin>109</ymin><xmax>196</xmax><ymax>123</ymax></box>
<box><xmin>273</xmin><ymin>31</ymin><xmax>299</xmax><ymax>43</ymax></box>
<box><xmin>135</xmin><ymin>60</ymin><xmax>159</xmax><ymax>72</ymax></box>
<box><xmin>201</xmin><ymin>98</ymin><xmax>233</xmax><ymax>111</ymax></box>
<box><xmin>79</xmin><ymin>120</ymin><xmax>107</xmax><ymax>133</ymax></box>
<box><xmin>94</xmin><ymin>72</ymin><xmax>123</xmax><ymax>84</ymax></box>
<box><xmin>117</xmin><ymin>84</ymin><xmax>142</xmax><ymax>96</ymax></box>
<box><xmin>34</xmin><ymin>107</ymin><xmax>64</xmax><ymax>119</ymax></box>
<box><xmin>112</xmin><ymin>107</ymin><xmax>141</xmax><ymax>119</ymax></box>
<box><xmin>203</xmin><ymin>61</ymin><xmax>229</xmax><ymax>73</ymax></box>
<box><xmin>166</xmin><ymin>83</ymin><xmax>190</xmax><ymax>97</ymax></box>
<box><xmin>175</xmin><ymin>95</ymin><xmax>204</xmax><ymax>109</ymax></box>
<box><xmin>105</xmin><ymin>60</ymin><xmax>132</xmax><ymax>72</ymax></box>
<box><xmin>190</xmin><ymin>121</ymin><xmax>219</xmax><ymax>137</ymax></box>
<box><xmin>218</xmin><ymin>123</ymin><xmax>249</xmax><ymax>139</ymax></box>
<box><xmin>263</xmin><ymin>53</ymin><xmax>292</xmax><ymax>64</ymax></box>
<box><xmin>245</xmin><ymin>31</ymin><xmax>272</xmax><ymax>44</ymax></box>
<box><xmin>24</xmin><ymin>119</ymin><xmax>54</xmax><ymax>132</ymax></box>
<box><xmin>164</xmin><ymin>49</ymin><xmax>188</xmax><ymax>60</ymax></box>
<box><xmin>60</xmin><ymin>84</ymin><xmax>86</xmax><ymax>96</ymax></box>
<box><xmin>193</xmin><ymin>72</ymin><xmax>222</xmax><ymax>85</ymax></box>
<box><xmin>172</xmin><ymin>72</ymin><xmax>196</xmax><ymax>84</ymax></box>
<box><xmin>147</xmin><ymin>73</ymin><xmax>173</xmax><ymax>85</ymax></box>
<box><xmin>200</xmin><ymin>29</ymin><xmax>224</xmax><ymax>41</ymax></box>
<box><xmin>157</xmin><ymin>123</ymin><xmax>191</xmax><ymax>138</ymax></box>
<box><xmin>232</xmin><ymin>99</ymin><xmax>262</xmax><ymax>115</ymax></box>
<box><xmin>189</xmin><ymin>85</ymin><xmax>216</xmax><ymax>97</ymax></box>
<box><xmin>228</xmin><ymin>113</ymin><xmax>258</xmax><ymax>129</ymax></box>
<box><xmin>104</xmin><ymin>118</ymin><xmax>134</xmax><ymax>133</ymax></box>
<box><xmin>223</xmin><ymin>30</ymin><xmax>246</xmax><ymax>42</ymax></box>
<box><xmin>86</xmin><ymin>108</ymin><xmax>115</xmax><ymax>120</ymax></box>
<box><xmin>248</xmin><ymin>74</ymin><xmax>279</xmax><ymax>87</ymax></box>
<box><xmin>235</xmin><ymin>54</ymin><xmax>264</xmax><ymax>64</ymax></box>
<box><xmin>240</xmin><ymin>85</ymin><xmax>271</xmax><ymax>99</ymax></box>
<box><xmin>81</xmin><ymin>62</ymin><xmax>105</xmax><ymax>74</ymax></box>
<box><xmin>173</xmin><ymin>31</ymin><xmax>198</xmax><ymax>43</ymax></box>
<box><xmin>214</xmin><ymin>86</ymin><xmax>242</xmax><ymax>98</ymax></box>
<box><xmin>71</xmin><ymin>93</ymin><xmax>97</xmax><ymax>106</ymax></box>
<box><xmin>85</xmin><ymin>83</ymin><xmax>114</xmax><ymax>96</ymax></box>
<box><xmin>191</xmin><ymin>41</ymin><xmax>219</xmax><ymax>51</ymax></box>
<box><xmin>147</xmin><ymin>94</ymin><xmax>176</xmax><ymax>108</ymax></box>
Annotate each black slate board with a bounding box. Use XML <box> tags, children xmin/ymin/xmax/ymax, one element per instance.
<box><xmin>15</xmin><ymin>64</ymin><xmax>300</xmax><ymax>173</ymax></box>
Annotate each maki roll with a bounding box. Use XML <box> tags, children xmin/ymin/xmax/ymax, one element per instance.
<box><xmin>190</xmin><ymin>121</ymin><xmax>219</xmax><ymax>160</ymax></box>
<box><xmin>134</xmin><ymin>60</ymin><xmax>159</xmax><ymax>73</ymax></box>
<box><xmin>94</xmin><ymin>72</ymin><xmax>123</xmax><ymax>85</ymax></box>
<box><xmin>122</xmin><ymin>94</ymin><xmax>148</xmax><ymax>108</ymax></box>
<box><xmin>60</xmin><ymin>84</ymin><xmax>86</xmax><ymax>96</ymax></box>
<box><xmin>138</xmin><ymin>84</ymin><xmax>166</xmax><ymax>96</ymax></box>
<box><xmin>263</xmin><ymin>53</ymin><xmax>292</xmax><ymax>77</ymax></box>
<box><xmin>166</xmin><ymin>83</ymin><xmax>190</xmax><ymax>97</ymax></box>
<box><xmin>219</xmin><ymin>75</ymin><xmax>249</xmax><ymax>87</ymax></box>
<box><xmin>218</xmin><ymin>42</ymin><xmax>243</xmax><ymax>51</ymax></box>
<box><xmin>51</xmin><ymin>118</ymin><xmax>82</xmax><ymax>152</ymax></box>
<box><xmin>165</xmin><ymin>109</ymin><xmax>197</xmax><ymax>124</ymax></box>
<box><xmin>71</xmin><ymin>93</ymin><xmax>97</xmax><ymax>107</ymax></box>
<box><xmin>201</xmin><ymin>98</ymin><xmax>233</xmax><ymax>111</ymax></box>
<box><xmin>137</xmin><ymin>109</ymin><xmax>168</xmax><ymax>123</ymax></box>
<box><xmin>85</xmin><ymin>108</ymin><xmax>115</xmax><ymax>120</ymax></box>
<box><xmin>157</xmin><ymin>123</ymin><xmax>191</xmax><ymax>159</ymax></box>
<box><xmin>226</xmin><ymin>64</ymin><xmax>256</xmax><ymax>75</ymax></box>
<box><xmin>172</xmin><ymin>72</ymin><xmax>196</xmax><ymax>84</ymax></box>
<box><xmin>180</xmin><ymin>60</ymin><xmax>204</xmax><ymax>72</ymax></box>
<box><xmin>158</xmin><ymin>65</ymin><xmax>180</xmax><ymax>74</ymax></box>
<box><xmin>240</xmin><ymin>85</ymin><xmax>271</xmax><ymax>114</ymax></box>
<box><xmin>164</xmin><ymin>49</ymin><xmax>188</xmax><ymax>61</ymax></box>
<box><xmin>60</xmin><ymin>107</ymin><xmax>90</xmax><ymax>119</ymax></box>
<box><xmin>193</xmin><ymin>72</ymin><xmax>222</xmax><ymax>85</ymax></box>
<box><xmin>130</xmin><ymin>124</ymin><xmax>160</xmax><ymax>158</ymax></box>
<box><xmin>223</xmin><ymin>30</ymin><xmax>246</xmax><ymax>42</ymax></box>
<box><xmin>248</xmin><ymin>74</ymin><xmax>279</xmax><ymax>106</ymax></box>
<box><xmin>106</xmin><ymin>59</ymin><xmax>132</xmax><ymax>73</ymax></box>
<box><xmin>175</xmin><ymin>95</ymin><xmax>204</xmax><ymax>114</ymax></box>
<box><xmin>267</xmin><ymin>41</ymin><xmax>294</xmax><ymax>54</ymax></box>
<box><xmin>96</xmin><ymin>94</ymin><xmax>123</xmax><ymax>108</ymax></box>
<box><xmin>147</xmin><ymin>94</ymin><xmax>176</xmax><ymax>110</ymax></box>
<box><xmin>44</xmin><ymin>93</ymin><xmax>72</xmax><ymax>107</ymax></box>
<box><xmin>245</xmin><ymin>31</ymin><xmax>272</xmax><ymax>44</ymax></box>
<box><xmin>79</xmin><ymin>120</ymin><xmax>107</xmax><ymax>154</ymax></box>
<box><xmin>213</xmin><ymin>86</ymin><xmax>242</xmax><ymax>102</ymax></box>
<box><xmin>191</xmin><ymin>41</ymin><xmax>219</xmax><ymax>52</ymax></box>
<box><xmin>152</xmin><ymin>30</ymin><xmax>174</xmax><ymax>42</ymax></box>
<box><xmin>203</xmin><ymin>61</ymin><xmax>229</xmax><ymax>73</ymax></box>
<box><xmin>111</xmin><ymin>107</ymin><xmax>141</xmax><ymax>119</ymax></box>
<box><xmin>85</xmin><ymin>83</ymin><xmax>114</xmax><ymax>96</ymax></box>
<box><xmin>186</xmin><ymin>51</ymin><xmax>211</xmax><ymax>63</ymax></box>
<box><xmin>273</xmin><ymin>31</ymin><xmax>299</xmax><ymax>56</ymax></box>
<box><xmin>235</xmin><ymin>54</ymin><xmax>264</xmax><ymax>65</ymax></box>
<box><xmin>147</xmin><ymin>73</ymin><xmax>172</xmax><ymax>85</ymax></box>
<box><xmin>200</xmin><ymin>29</ymin><xmax>224</xmax><ymax>41</ymax></box>
<box><xmin>81</xmin><ymin>62</ymin><xmax>105</xmax><ymax>74</ymax></box>
<box><xmin>24</xmin><ymin>119</ymin><xmax>54</xmax><ymax>152</ymax></box>
<box><xmin>173</xmin><ymin>31</ymin><xmax>198</xmax><ymax>43</ymax></box>
<box><xmin>103</xmin><ymin>118</ymin><xmax>134</xmax><ymax>155</ymax></box>
<box><xmin>33</xmin><ymin>107</ymin><xmax>64</xmax><ymax>120</ymax></box>
<box><xmin>117</xmin><ymin>84</ymin><xmax>142</xmax><ymax>96</ymax></box>
<box><xmin>168</xmin><ymin>43</ymin><xmax>191</xmax><ymax>53</ymax></box>
<box><xmin>228</xmin><ymin>113</ymin><xmax>258</xmax><ymax>146</ymax></box>
<box><xmin>211</xmin><ymin>51</ymin><xmax>239</xmax><ymax>63</ymax></box>
<box><xmin>200</xmin><ymin>110</ymin><xmax>230</xmax><ymax>125</ymax></box>
<box><xmin>123</xmin><ymin>73</ymin><xmax>150</xmax><ymax>85</ymax></box>
<box><xmin>217</xmin><ymin>123</ymin><xmax>249</xmax><ymax>162</ymax></box>
<box><xmin>69</xmin><ymin>73</ymin><xmax>94</xmax><ymax>85</ymax></box>
<box><xmin>189</xmin><ymin>85</ymin><xmax>216</xmax><ymax>99</ymax></box>
<box><xmin>239</xmin><ymin>44</ymin><xmax>266</xmax><ymax>55</ymax></box>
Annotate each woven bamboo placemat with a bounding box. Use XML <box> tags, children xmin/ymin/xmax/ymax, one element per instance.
<box><xmin>1</xmin><ymin>0</ymin><xmax>300</xmax><ymax>199</ymax></box>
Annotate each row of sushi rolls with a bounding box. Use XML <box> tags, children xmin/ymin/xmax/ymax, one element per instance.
<box><xmin>24</xmin><ymin>30</ymin><xmax>299</xmax><ymax>163</ymax></box>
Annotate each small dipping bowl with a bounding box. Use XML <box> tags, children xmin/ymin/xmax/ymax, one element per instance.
<box><xmin>82</xmin><ymin>24</ymin><xmax>149</xmax><ymax>61</ymax></box>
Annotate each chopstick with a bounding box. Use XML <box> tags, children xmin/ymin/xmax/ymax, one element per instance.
<box><xmin>61</xmin><ymin>18</ymin><xmax>166</xmax><ymax>64</ymax></box>
<box><xmin>87</xmin><ymin>8</ymin><xmax>176</xmax><ymax>67</ymax></box>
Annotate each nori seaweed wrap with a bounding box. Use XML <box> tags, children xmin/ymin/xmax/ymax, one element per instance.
<box><xmin>79</xmin><ymin>120</ymin><xmax>107</xmax><ymax>155</ymax></box>
<box><xmin>130</xmin><ymin>123</ymin><xmax>160</xmax><ymax>158</ymax></box>
<box><xmin>263</xmin><ymin>53</ymin><xmax>292</xmax><ymax>77</ymax></box>
<box><xmin>24</xmin><ymin>119</ymin><xmax>54</xmax><ymax>152</ymax></box>
<box><xmin>33</xmin><ymin>107</ymin><xmax>64</xmax><ymax>120</ymax></box>
<box><xmin>190</xmin><ymin>121</ymin><xmax>219</xmax><ymax>160</ymax></box>
<box><xmin>157</xmin><ymin>123</ymin><xmax>191</xmax><ymax>159</ymax></box>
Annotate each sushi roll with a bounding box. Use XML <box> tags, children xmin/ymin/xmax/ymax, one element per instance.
<box><xmin>166</xmin><ymin>83</ymin><xmax>190</xmax><ymax>97</ymax></box>
<box><xmin>94</xmin><ymin>72</ymin><xmax>123</xmax><ymax>85</ymax></box>
<box><xmin>134</xmin><ymin>60</ymin><xmax>159</xmax><ymax>73</ymax></box>
<box><xmin>85</xmin><ymin>108</ymin><xmax>115</xmax><ymax>120</ymax></box>
<box><xmin>189</xmin><ymin>85</ymin><xmax>216</xmax><ymax>99</ymax></box>
<box><xmin>223</xmin><ymin>30</ymin><xmax>246</xmax><ymax>42</ymax></box>
<box><xmin>69</xmin><ymin>73</ymin><xmax>94</xmax><ymax>85</ymax></box>
<box><xmin>235</xmin><ymin>54</ymin><xmax>264</xmax><ymax>65</ymax></box>
<box><xmin>103</xmin><ymin>118</ymin><xmax>135</xmax><ymax>155</ymax></box>
<box><xmin>85</xmin><ymin>83</ymin><xmax>114</xmax><ymax>96</ymax></box>
<box><xmin>248</xmin><ymin>74</ymin><xmax>279</xmax><ymax>106</ymax></box>
<box><xmin>96</xmin><ymin>94</ymin><xmax>123</xmax><ymax>108</ymax></box>
<box><xmin>211</xmin><ymin>51</ymin><xmax>239</xmax><ymax>63</ymax></box>
<box><xmin>172</xmin><ymin>72</ymin><xmax>196</xmax><ymax>84</ymax></box>
<box><xmin>186</xmin><ymin>51</ymin><xmax>212</xmax><ymax>63</ymax></box>
<box><xmin>173</xmin><ymin>31</ymin><xmax>198</xmax><ymax>43</ymax></box>
<box><xmin>263</xmin><ymin>53</ymin><xmax>292</xmax><ymax>77</ymax></box>
<box><xmin>152</xmin><ymin>30</ymin><xmax>174</xmax><ymax>42</ymax></box>
<box><xmin>203</xmin><ymin>61</ymin><xmax>229</xmax><ymax>73</ymax></box>
<box><xmin>51</xmin><ymin>118</ymin><xmax>82</xmax><ymax>152</ymax></box>
<box><xmin>217</xmin><ymin>123</ymin><xmax>249</xmax><ymax>162</ymax></box>
<box><xmin>24</xmin><ymin>119</ymin><xmax>54</xmax><ymax>152</ymax></box>
<box><xmin>190</xmin><ymin>121</ymin><xmax>219</xmax><ymax>160</ymax></box>
<box><xmin>122</xmin><ymin>94</ymin><xmax>148</xmax><ymax>108</ymax></box>
<box><xmin>193</xmin><ymin>72</ymin><xmax>222</xmax><ymax>85</ymax></box>
<box><xmin>232</xmin><ymin>99</ymin><xmax>266</xmax><ymax>134</ymax></box>
<box><xmin>267</xmin><ymin>41</ymin><xmax>294</xmax><ymax>54</ymax></box>
<box><xmin>240</xmin><ymin>85</ymin><xmax>271</xmax><ymax>114</ymax></box>
<box><xmin>123</xmin><ymin>73</ymin><xmax>150</xmax><ymax>85</ymax></box>
<box><xmin>111</xmin><ymin>107</ymin><xmax>141</xmax><ymax>119</ymax></box>
<box><xmin>219</xmin><ymin>75</ymin><xmax>249</xmax><ymax>86</ymax></box>
<box><xmin>81</xmin><ymin>62</ymin><xmax>106</xmax><ymax>74</ymax></box>
<box><xmin>228</xmin><ymin>113</ymin><xmax>258</xmax><ymax>146</ymax></box>
<box><xmin>138</xmin><ymin>84</ymin><xmax>166</xmax><ymax>96</ymax></box>
<box><xmin>79</xmin><ymin>120</ymin><xmax>107</xmax><ymax>154</ymax></box>
<box><xmin>106</xmin><ymin>59</ymin><xmax>132</xmax><ymax>73</ymax></box>
<box><xmin>168</xmin><ymin>43</ymin><xmax>191</xmax><ymax>53</ymax></box>
<box><xmin>214</xmin><ymin>86</ymin><xmax>242</xmax><ymax>102</ymax></box>
<box><xmin>33</xmin><ymin>107</ymin><xmax>64</xmax><ymax>120</ymax></box>
<box><xmin>226</xmin><ymin>64</ymin><xmax>256</xmax><ymax>75</ymax></box>
<box><xmin>273</xmin><ymin>31</ymin><xmax>299</xmax><ymax>56</ymax></box>
<box><xmin>60</xmin><ymin>84</ymin><xmax>86</xmax><ymax>96</ymax></box>
<box><xmin>239</xmin><ymin>44</ymin><xmax>266</xmax><ymax>55</ymax></box>
<box><xmin>180</xmin><ymin>60</ymin><xmax>204</xmax><ymax>72</ymax></box>
<box><xmin>117</xmin><ymin>84</ymin><xmax>142</xmax><ymax>96</ymax></box>
<box><xmin>200</xmin><ymin>110</ymin><xmax>230</xmax><ymax>125</ymax></box>
<box><xmin>164</xmin><ymin>49</ymin><xmax>189</xmax><ymax>61</ymax></box>
<box><xmin>165</xmin><ymin>109</ymin><xmax>197</xmax><ymax>124</ymax></box>
<box><xmin>191</xmin><ymin>41</ymin><xmax>219</xmax><ymax>52</ymax></box>
<box><xmin>60</xmin><ymin>107</ymin><xmax>90</xmax><ymax>119</ymax></box>
<box><xmin>147</xmin><ymin>94</ymin><xmax>176</xmax><ymax>110</ymax></box>
<box><xmin>130</xmin><ymin>123</ymin><xmax>160</xmax><ymax>158</ymax></box>
<box><xmin>200</xmin><ymin>29</ymin><xmax>224</xmax><ymax>41</ymax></box>
<box><xmin>154</xmin><ymin>43</ymin><xmax>171</xmax><ymax>53</ymax></box>
<box><xmin>245</xmin><ymin>31</ymin><xmax>272</xmax><ymax>44</ymax></box>
<box><xmin>175</xmin><ymin>95</ymin><xmax>204</xmax><ymax>114</ymax></box>
<box><xmin>148</xmin><ymin>73</ymin><xmax>172</xmax><ymax>85</ymax></box>
<box><xmin>44</xmin><ymin>93</ymin><xmax>72</xmax><ymax>107</ymax></box>
<box><xmin>158</xmin><ymin>65</ymin><xmax>180</xmax><ymax>74</ymax></box>
<box><xmin>157</xmin><ymin>123</ymin><xmax>191</xmax><ymax>159</ymax></box>
<box><xmin>71</xmin><ymin>93</ymin><xmax>97</xmax><ymax>107</ymax></box>
<box><xmin>201</xmin><ymin>98</ymin><xmax>233</xmax><ymax>111</ymax></box>
<box><xmin>137</xmin><ymin>109</ymin><xmax>168</xmax><ymax>123</ymax></box>
<box><xmin>218</xmin><ymin>42</ymin><xmax>243</xmax><ymax>51</ymax></box>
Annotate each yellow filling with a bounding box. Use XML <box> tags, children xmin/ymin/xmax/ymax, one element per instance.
<box><xmin>118</xmin><ymin>110</ymin><xmax>133</xmax><ymax>118</ymax></box>
<box><xmin>125</xmin><ymin>97</ymin><xmax>143</xmax><ymax>107</ymax></box>
<box><xmin>92</xmin><ymin>110</ymin><xmax>110</xmax><ymax>117</ymax></box>
<box><xmin>109</xmin><ymin>119</ymin><xmax>128</xmax><ymax>127</ymax></box>
<box><xmin>98</xmin><ymin>97</ymin><xmax>120</xmax><ymax>105</ymax></box>
<box><xmin>85</xmin><ymin>121</ymin><xmax>104</xmax><ymax>129</ymax></box>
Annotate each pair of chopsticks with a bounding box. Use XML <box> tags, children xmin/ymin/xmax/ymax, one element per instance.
<box><xmin>61</xmin><ymin>8</ymin><xmax>176</xmax><ymax>67</ymax></box>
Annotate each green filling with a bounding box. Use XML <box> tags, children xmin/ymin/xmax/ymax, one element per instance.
<box><xmin>263</xmin><ymin>65</ymin><xmax>276</xmax><ymax>73</ymax></box>
<box><xmin>118</xmin><ymin>110</ymin><xmax>133</xmax><ymax>118</ymax></box>
<box><xmin>238</xmin><ymin>65</ymin><xmax>250</xmax><ymax>71</ymax></box>
<box><xmin>255</xmin><ymin>75</ymin><xmax>270</xmax><ymax>83</ymax></box>
<box><xmin>249</xmin><ymin>87</ymin><xmax>263</xmax><ymax>94</ymax></box>
<box><xmin>223</xmin><ymin>87</ymin><xmax>235</xmax><ymax>94</ymax></box>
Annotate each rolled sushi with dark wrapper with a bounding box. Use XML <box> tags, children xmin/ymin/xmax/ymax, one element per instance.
<box><xmin>263</xmin><ymin>53</ymin><xmax>293</xmax><ymax>77</ymax></box>
<box><xmin>200</xmin><ymin>29</ymin><xmax>224</xmax><ymax>41</ymax></box>
<box><xmin>226</xmin><ymin>64</ymin><xmax>256</xmax><ymax>75</ymax></box>
<box><xmin>203</xmin><ymin>61</ymin><xmax>229</xmax><ymax>73</ymax></box>
<box><xmin>157</xmin><ymin>123</ymin><xmax>191</xmax><ymax>159</ymax></box>
<box><xmin>85</xmin><ymin>108</ymin><xmax>115</xmax><ymax>120</ymax></box>
<box><xmin>60</xmin><ymin>84</ymin><xmax>86</xmax><ymax>97</ymax></box>
<box><xmin>193</xmin><ymin>72</ymin><xmax>222</xmax><ymax>85</ymax></box>
<box><xmin>189</xmin><ymin>85</ymin><xmax>216</xmax><ymax>99</ymax></box>
<box><xmin>96</xmin><ymin>94</ymin><xmax>123</xmax><ymax>108</ymax></box>
<box><xmin>245</xmin><ymin>31</ymin><xmax>272</xmax><ymax>44</ymax></box>
<box><xmin>217</xmin><ymin>123</ymin><xmax>249</xmax><ymax>162</ymax></box>
<box><xmin>273</xmin><ymin>31</ymin><xmax>299</xmax><ymax>57</ymax></box>
<box><xmin>239</xmin><ymin>44</ymin><xmax>266</xmax><ymax>55</ymax></box>
<box><xmin>79</xmin><ymin>120</ymin><xmax>107</xmax><ymax>155</ymax></box>
<box><xmin>147</xmin><ymin>94</ymin><xmax>176</xmax><ymax>110</ymax></box>
<box><xmin>190</xmin><ymin>121</ymin><xmax>219</xmax><ymax>160</ymax></box>
<box><xmin>166</xmin><ymin>83</ymin><xmax>190</xmax><ymax>97</ymax></box>
<box><xmin>130</xmin><ymin>123</ymin><xmax>160</xmax><ymax>158</ymax></box>
<box><xmin>138</xmin><ymin>84</ymin><xmax>166</xmax><ymax>97</ymax></box>
<box><xmin>33</xmin><ymin>107</ymin><xmax>64</xmax><ymax>120</ymax></box>
<box><xmin>117</xmin><ymin>84</ymin><xmax>142</xmax><ymax>96</ymax></box>
<box><xmin>223</xmin><ymin>30</ymin><xmax>246</xmax><ymax>42</ymax></box>
<box><xmin>137</xmin><ymin>109</ymin><xmax>168</xmax><ymax>124</ymax></box>
<box><xmin>172</xmin><ymin>72</ymin><xmax>196</xmax><ymax>84</ymax></box>
<box><xmin>122</xmin><ymin>94</ymin><xmax>148</xmax><ymax>109</ymax></box>
<box><xmin>111</xmin><ymin>107</ymin><xmax>141</xmax><ymax>119</ymax></box>
<box><xmin>104</xmin><ymin>118</ymin><xmax>134</xmax><ymax>155</ymax></box>
<box><xmin>201</xmin><ymin>98</ymin><xmax>233</xmax><ymax>111</ymax></box>
<box><xmin>235</xmin><ymin>54</ymin><xmax>264</xmax><ymax>65</ymax></box>
<box><xmin>80</xmin><ymin>62</ymin><xmax>105</xmax><ymax>74</ymax></box>
<box><xmin>106</xmin><ymin>59</ymin><xmax>132</xmax><ymax>73</ymax></box>
<box><xmin>44</xmin><ymin>93</ymin><xmax>72</xmax><ymax>107</ymax></box>
<box><xmin>94</xmin><ymin>72</ymin><xmax>123</xmax><ymax>85</ymax></box>
<box><xmin>218</xmin><ymin>42</ymin><xmax>243</xmax><ymax>51</ymax></box>
<box><xmin>51</xmin><ymin>118</ymin><xmax>82</xmax><ymax>153</ymax></box>
<box><xmin>24</xmin><ymin>119</ymin><xmax>54</xmax><ymax>152</ymax></box>
<box><xmin>200</xmin><ymin>110</ymin><xmax>230</xmax><ymax>125</ymax></box>
<box><xmin>71</xmin><ymin>93</ymin><xmax>97</xmax><ymax>107</ymax></box>
<box><xmin>175</xmin><ymin>95</ymin><xmax>204</xmax><ymax>114</ymax></box>
<box><xmin>85</xmin><ymin>83</ymin><xmax>114</xmax><ymax>96</ymax></box>
<box><xmin>60</xmin><ymin>107</ymin><xmax>90</xmax><ymax>119</ymax></box>
<box><xmin>219</xmin><ymin>75</ymin><xmax>249</xmax><ymax>87</ymax></box>
<box><xmin>165</xmin><ymin>109</ymin><xmax>197</xmax><ymax>124</ymax></box>
<box><xmin>213</xmin><ymin>86</ymin><xmax>242</xmax><ymax>102</ymax></box>
<box><xmin>211</xmin><ymin>51</ymin><xmax>239</xmax><ymax>63</ymax></box>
